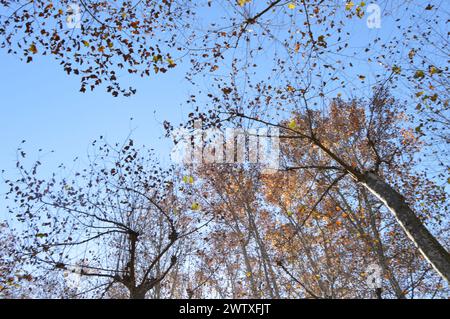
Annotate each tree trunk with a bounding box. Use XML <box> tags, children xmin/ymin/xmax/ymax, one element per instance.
<box><xmin>130</xmin><ymin>289</ymin><xmax>147</xmax><ymax>299</ymax></box>
<box><xmin>359</xmin><ymin>172</ymin><xmax>450</xmax><ymax>283</ymax></box>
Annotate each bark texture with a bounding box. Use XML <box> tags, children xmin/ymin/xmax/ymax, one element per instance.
<box><xmin>360</xmin><ymin>172</ymin><xmax>450</xmax><ymax>283</ymax></box>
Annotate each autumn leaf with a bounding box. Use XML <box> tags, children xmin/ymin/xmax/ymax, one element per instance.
<box><xmin>167</xmin><ymin>58</ymin><xmax>176</xmax><ymax>68</ymax></box>
<box><xmin>392</xmin><ymin>65</ymin><xmax>401</xmax><ymax>74</ymax></box>
<box><xmin>183</xmin><ymin>175</ymin><xmax>194</xmax><ymax>184</ymax></box>
<box><xmin>238</xmin><ymin>0</ymin><xmax>252</xmax><ymax>6</ymax></box>
<box><xmin>429</xmin><ymin>66</ymin><xmax>438</xmax><ymax>75</ymax></box>
<box><xmin>287</xmin><ymin>3</ymin><xmax>296</xmax><ymax>10</ymax></box>
<box><xmin>414</xmin><ymin>70</ymin><xmax>425</xmax><ymax>79</ymax></box>
<box><xmin>345</xmin><ymin>1</ymin><xmax>355</xmax><ymax>10</ymax></box>
<box><xmin>355</xmin><ymin>6</ymin><xmax>364</xmax><ymax>18</ymax></box>
<box><xmin>153</xmin><ymin>55</ymin><xmax>163</xmax><ymax>63</ymax></box>
<box><xmin>28</xmin><ymin>43</ymin><xmax>38</xmax><ymax>54</ymax></box>
<box><xmin>286</xmin><ymin>85</ymin><xmax>295</xmax><ymax>92</ymax></box>
<box><xmin>288</xmin><ymin>119</ymin><xmax>297</xmax><ymax>130</ymax></box>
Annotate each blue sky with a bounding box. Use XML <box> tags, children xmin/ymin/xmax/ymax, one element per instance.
<box><xmin>0</xmin><ymin>48</ymin><xmax>193</xmax><ymax>219</ymax></box>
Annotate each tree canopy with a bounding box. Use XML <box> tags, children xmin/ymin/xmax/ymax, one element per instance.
<box><xmin>0</xmin><ymin>0</ymin><xmax>448</xmax><ymax>299</ymax></box>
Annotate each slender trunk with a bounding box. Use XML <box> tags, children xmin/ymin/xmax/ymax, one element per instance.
<box><xmin>229</xmin><ymin>216</ymin><xmax>259</xmax><ymax>298</ymax></box>
<box><xmin>359</xmin><ymin>172</ymin><xmax>450</xmax><ymax>283</ymax></box>
<box><xmin>362</xmin><ymin>188</ymin><xmax>406</xmax><ymax>299</ymax></box>
<box><xmin>245</xmin><ymin>205</ymin><xmax>281</xmax><ymax>298</ymax></box>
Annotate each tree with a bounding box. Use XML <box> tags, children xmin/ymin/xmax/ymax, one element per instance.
<box><xmin>186</xmin><ymin>160</ymin><xmax>448</xmax><ymax>298</ymax></box>
<box><xmin>223</xmin><ymin>87</ymin><xmax>450</xmax><ymax>283</ymax></box>
<box><xmin>5</xmin><ymin>138</ymin><xmax>202</xmax><ymax>298</ymax></box>
<box><xmin>1</xmin><ymin>0</ymin><xmax>449</xmax><ymax>295</ymax></box>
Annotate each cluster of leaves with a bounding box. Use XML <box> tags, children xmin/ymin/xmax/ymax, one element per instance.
<box><xmin>0</xmin><ymin>0</ymin><xmax>188</xmax><ymax>96</ymax></box>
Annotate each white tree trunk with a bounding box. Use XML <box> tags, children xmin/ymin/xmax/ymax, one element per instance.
<box><xmin>360</xmin><ymin>172</ymin><xmax>450</xmax><ymax>283</ymax></box>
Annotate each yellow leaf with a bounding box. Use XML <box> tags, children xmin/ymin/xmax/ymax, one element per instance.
<box><xmin>287</xmin><ymin>3</ymin><xmax>296</xmax><ymax>9</ymax></box>
<box><xmin>238</xmin><ymin>0</ymin><xmax>252</xmax><ymax>6</ymax></box>
<box><xmin>153</xmin><ymin>55</ymin><xmax>162</xmax><ymax>63</ymax></box>
<box><xmin>429</xmin><ymin>66</ymin><xmax>438</xmax><ymax>75</ymax></box>
<box><xmin>191</xmin><ymin>202</ymin><xmax>201</xmax><ymax>211</ymax></box>
<box><xmin>28</xmin><ymin>43</ymin><xmax>38</xmax><ymax>54</ymax></box>
<box><xmin>183</xmin><ymin>176</ymin><xmax>194</xmax><ymax>184</ymax></box>
<box><xmin>82</xmin><ymin>40</ymin><xmax>90</xmax><ymax>47</ymax></box>
<box><xmin>392</xmin><ymin>65</ymin><xmax>401</xmax><ymax>74</ymax></box>
<box><xmin>345</xmin><ymin>1</ymin><xmax>355</xmax><ymax>10</ymax></box>
<box><xmin>288</xmin><ymin>119</ymin><xmax>297</xmax><ymax>130</ymax></box>
<box><xmin>167</xmin><ymin>58</ymin><xmax>176</xmax><ymax>67</ymax></box>
<box><xmin>414</xmin><ymin>70</ymin><xmax>425</xmax><ymax>79</ymax></box>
